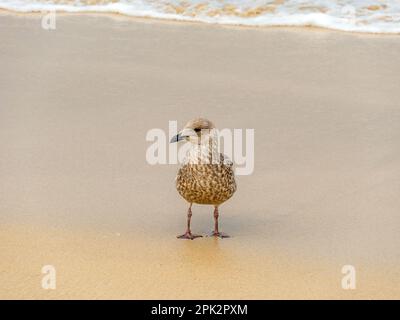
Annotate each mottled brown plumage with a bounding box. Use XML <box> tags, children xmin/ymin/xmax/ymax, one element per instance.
<box><xmin>170</xmin><ymin>118</ymin><xmax>236</xmax><ymax>240</ymax></box>
<box><xmin>176</xmin><ymin>154</ymin><xmax>236</xmax><ymax>205</ymax></box>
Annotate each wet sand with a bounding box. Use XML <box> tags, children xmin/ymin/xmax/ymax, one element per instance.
<box><xmin>0</xmin><ymin>13</ymin><xmax>400</xmax><ymax>299</ymax></box>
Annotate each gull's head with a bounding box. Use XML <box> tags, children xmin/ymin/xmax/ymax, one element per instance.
<box><xmin>170</xmin><ymin>118</ymin><xmax>216</xmax><ymax>145</ymax></box>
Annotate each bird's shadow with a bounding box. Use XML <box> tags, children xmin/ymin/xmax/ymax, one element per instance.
<box><xmin>192</xmin><ymin>210</ymin><xmax>284</xmax><ymax>241</ymax></box>
<box><xmin>177</xmin><ymin>237</ymin><xmax>234</xmax><ymax>270</ymax></box>
<box><xmin>172</xmin><ymin>211</ymin><xmax>285</xmax><ymax>273</ymax></box>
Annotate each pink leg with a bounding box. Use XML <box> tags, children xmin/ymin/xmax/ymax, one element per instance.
<box><xmin>209</xmin><ymin>206</ymin><xmax>230</xmax><ymax>238</ymax></box>
<box><xmin>177</xmin><ymin>204</ymin><xmax>202</xmax><ymax>240</ymax></box>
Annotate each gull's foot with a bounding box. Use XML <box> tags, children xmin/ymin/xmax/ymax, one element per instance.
<box><xmin>177</xmin><ymin>232</ymin><xmax>202</xmax><ymax>240</ymax></box>
<box><xmin>209</xmin><ymin>231</ymin><xmax>230</xmax><ymax>238</ymax></box>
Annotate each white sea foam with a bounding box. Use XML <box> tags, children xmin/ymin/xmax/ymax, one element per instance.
<box><xmin>1</xmin><ymin>0</ymin><xmax>400</xmax><ymax>34</ymax></box>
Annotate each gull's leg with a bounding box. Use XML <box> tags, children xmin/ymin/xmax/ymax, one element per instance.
<box><xmin>210</xmin><ymin>206</ymin><xmax>230</xmax><ymax>238</ymax></box>
<box><xmin>177</xmin><ymin>203</ymin><xmax>202</xmax><ymax>240</ymax></box>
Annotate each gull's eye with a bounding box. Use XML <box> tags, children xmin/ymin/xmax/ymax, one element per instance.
<box><xmin>194</xmin><ymin>128</ymin><xmax>201</xmax><ymax>133</ymax></box>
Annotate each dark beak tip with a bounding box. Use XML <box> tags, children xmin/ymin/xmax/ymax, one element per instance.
<box><xmin>170</xmin><ymin>134</ymin><xmax>181</xmax><ymax>143</ymax></box>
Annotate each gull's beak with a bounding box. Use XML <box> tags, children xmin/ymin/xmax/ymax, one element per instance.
<box><xmin>170</xmin><ymin>128</ymin><xmax>197</xmax><ymax>143</ymax></box>
<box><xmin>170</xmin><ymin>132</ymin><xmax>183</xmax><ymax>143</ymax></box>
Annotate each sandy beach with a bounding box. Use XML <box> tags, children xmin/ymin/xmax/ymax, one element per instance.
<box><xmin>0</xmin><ymin>12</ymin><xmax>400</xmax><ymax>299</ymax></box>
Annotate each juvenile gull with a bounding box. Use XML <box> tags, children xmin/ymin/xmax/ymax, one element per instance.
<box><xmin>170</xmin><ymin>118</ymin><xmax>237</xmax><ymax>240</ymax></box>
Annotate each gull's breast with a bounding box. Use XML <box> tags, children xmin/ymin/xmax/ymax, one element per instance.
<box><xmin>176</xmin><ymin>162</ymin><xmax>236</xmax><ymax>205</ymax></box>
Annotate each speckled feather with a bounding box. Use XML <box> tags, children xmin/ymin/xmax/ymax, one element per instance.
<box><xmin>176</xmin><ymin>149</ymin><xmax>237</xmax><ymax>205</ymax></box>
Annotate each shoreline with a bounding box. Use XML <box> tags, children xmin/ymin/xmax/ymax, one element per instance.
<box><xmin>1</xmin><ymin>8</ymin><xmax>400</xmax><ymax>37</ymax></box>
